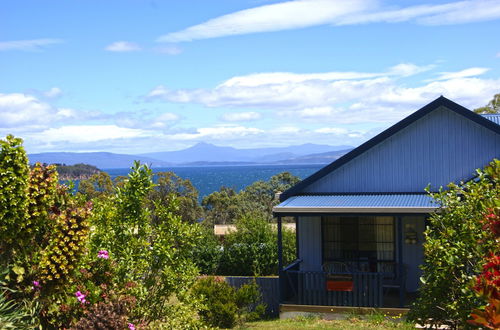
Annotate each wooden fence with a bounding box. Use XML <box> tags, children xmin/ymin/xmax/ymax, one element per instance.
<box><xmin>225</xmin><ymin>276</ymin><xmax>280</xmax><ymax>317</ymax></box>
<box><xmin>291</xmin><ymin>271</ymin><xmax>384</xmax><ymax>307</ymax></box>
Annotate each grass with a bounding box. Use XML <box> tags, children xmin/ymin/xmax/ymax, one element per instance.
<box><xmin>241</xmin><ymin>314</ymin><xmax>415</xmax><ymax>329</ymax></box>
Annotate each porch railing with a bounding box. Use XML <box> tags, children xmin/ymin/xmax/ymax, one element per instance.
<box><xmin>283</xmin><ymin>269</ymin><xmax>384</xmax><ymax>307</ymax></box>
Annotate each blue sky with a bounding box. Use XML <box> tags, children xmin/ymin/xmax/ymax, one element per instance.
<box><xmin>1</xmin><ymin>0</ymin><xmax>499</xmax><ymax>154</ymax></box>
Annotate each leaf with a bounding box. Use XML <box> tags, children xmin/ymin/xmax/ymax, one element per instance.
<box><xmin>11</xmin><ymin>266</ymin><xmax>24</xmax><ymax>275</ymax></box>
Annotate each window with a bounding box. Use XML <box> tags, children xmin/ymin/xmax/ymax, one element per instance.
<box><xmin>322</xmin><ymin>216</ymin><xmax>395</xmax><ymax>272</ymax></box>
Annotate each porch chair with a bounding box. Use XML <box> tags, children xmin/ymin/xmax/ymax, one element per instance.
<box><xmin>381</xmin><ymin>262</ymin><xmax>407</xmax><ymax>307</ymax></box>
<box><xmin>323</xmin><ymin>262</ymin><xmax>354</xmax><ymax>292</ymax></box>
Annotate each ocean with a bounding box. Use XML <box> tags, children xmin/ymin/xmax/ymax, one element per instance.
<box><xmin>104</xmin><ymin>164</ymin><xmax>323</xmax><ymax>198</ymax></box>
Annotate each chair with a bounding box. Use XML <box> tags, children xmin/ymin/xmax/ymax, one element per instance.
<box><xmin>323</xmin><ymin>261</ymin><xmax>350</xmax><ymax>273</ymax></box>
<box><xmin>323</xmin><ymin>262</ymin><xmax>354</xmax><ymax>292</ymax></box>
<box><xmin>382</xmin><ymin>262</ymin><xmax>406</xmax><ymax>307</ymax></box>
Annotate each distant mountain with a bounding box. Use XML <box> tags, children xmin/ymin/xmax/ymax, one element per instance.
<box><xmin>141</xmin><ymin>142</ymin><xmax>352</xmax><ymax>164</ymax></box>
<box><xmin>29</xmin><ymin>143</ymin><xmax>354</xmax><ymax>169</ymax></box>
<box><xmin>273</xmin><ymin>149</ymin><xmax>352</xmax><ymax>164</ymax></box>
<box><xmin>28</xmin><ymin>152</ymin><xmax>170</xmax><ymax>169</ymax></box>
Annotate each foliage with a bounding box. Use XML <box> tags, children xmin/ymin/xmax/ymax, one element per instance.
<box><xmin>72</xmin><ymin>297</ymin><xmax>133</xmax><ymax>330</ymax></box>
<box><xmin>149</xmin><ymin>171</ymin><xmax>204</xmax><ymax>223</ymax></box>
<box><xmin>88</xmin><ymin>161</ymin><xmax>203</xmax><ymax>323</ymax></box>
<box><xmin>241</xmin><ymin>172</ymin><xmax>300</xmax><ymax>220</ymax></box>
<box><xmin>218</xmin><ymin>213</ymin><xmax>296</xmax><ymax>276</ymax></box>
<box><xmin>468</xmin><ymin>207</ymin><xmax>500</xmax><ymax>329</ymax></box>
<box><xmin>0</xmin><ymin>290</ymin><xmax>33</xmax><ymax>329</ymax></box>
<box><xmin>192</xmin><ymin>276</ymin><xmax>265</xmax><ymax>328</ymax></box>
<box><xmin>474</xmin><ymin>93</ymin><xmax>500</xmax><ymax>114</ymax></box>
<box><xmin>192</xmin><ymin>225</ymin><xmax>223</xmax><ymax>275</ymax></box>
<box><xmin>202</xmin><ymin>186</ymin><xmax>242</xmax><ymax>225</ymax></box>
<box><xmin>202</xmin><ymin>172</ymin><xmax>300</xmax><ymax>225</ymax></box>
<box><xmin>0</xmin><ymin>135</ymin><xmax>29</xmax><ymax>263</ymax></box>
<box><xmin>55</xmin><ymin>163</ymin><xmax>101</xmax><ymax>180</ymax></box>
<box><xmin>39</xmin><ymin>200</ymin><xmax>92</xmax><ymax>286</ymax></box>
<box><xmin>408</xmin><ymin>159</ymin><xmax>500</xmax><ymax>328</ymax></box>
<box><xmin>78</xmin><ymin>171</ymin><xmax>114</xmax><ymax>199</ymax></box>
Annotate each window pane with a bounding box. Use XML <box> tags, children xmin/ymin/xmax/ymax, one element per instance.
<box><xmin>322</xmin><ymin>216</ymin><xmax>395</xmax><ymax>266</ymax></box>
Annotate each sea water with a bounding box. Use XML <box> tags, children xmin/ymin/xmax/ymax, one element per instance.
<box><xmin>103</xmin><ymin>164</ymin><xmax>322</xmax><ymax>198</ymax></box>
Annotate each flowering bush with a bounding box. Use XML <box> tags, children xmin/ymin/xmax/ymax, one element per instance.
<box><xmin>409</xmin><ymin>159</ymin><xmax>500</xmax><ymax>328</ymax></box>
<box><xmin>468</xmin><ymin>207</ymin><xmax>500</xmax><ymax>329</ymax></box>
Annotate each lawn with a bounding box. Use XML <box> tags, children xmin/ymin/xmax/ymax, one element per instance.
<box><xmin>242</xmin><ymin>315</ymin><xmax>415</xmax><ymax>329</ymax></box>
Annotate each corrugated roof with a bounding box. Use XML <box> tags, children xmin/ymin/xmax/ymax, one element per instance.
<box><xmin>281</xmin><ymin>97</ymin><xmax>500</xmax><ymax>202</ymax></box>
<box><xmin>274</xmin><ymin>194</ymin><xmax>437</xmax><ymax>214</ymax></box>
<box><xmin>482</xmin><ymin>114</ymin><xmax>500</xmax><ymax>125</ymax></box>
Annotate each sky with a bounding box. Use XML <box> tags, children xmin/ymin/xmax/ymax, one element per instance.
<box><xmin>1</xmin><ymin>0</ymin><xmax>500</xmax><ymax>154</ymax></box>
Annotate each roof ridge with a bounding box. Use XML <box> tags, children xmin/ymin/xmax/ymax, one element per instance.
<box><xmin>280</xmin><ymin>96</ymin><xmax>500</xmax><ymax>202</ymax></box>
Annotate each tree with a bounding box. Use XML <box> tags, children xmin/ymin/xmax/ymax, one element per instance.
<box><xmin>242</xmin><ymin>172</ymin><xmax>300</xmax><ymax>220</ymax></box>
<box><xmin>149</xmin><ymin>171</ymin><xmax>204</xmax><ymax>223</ymax></box>
<box><xmin>408</xmin><ymin>159</ymin><xmax>500</xmax><ymax>328</ymax></box>
<box><xmin>202</xmin><ymin>172</ymin><xmax>300</xmax><ymax>225</ymax></box>
<box><xmin>78</xmin><ymin>171</ymin><xmax>114</xmax><ymax>199</ymax></box>
<box><xmin>202</xmin><ymin>186</ymin><xmax>242</xmax><ymax>225</ymax></box>
<box><xmin>218</xmin><ymin>212</ymin><xmax>296</xmax><ymax>276</ymax></box>
<box><xmin>474</xmin><ymin>93</ymin><xmax>500</xmax><ymax>114</ymax></box>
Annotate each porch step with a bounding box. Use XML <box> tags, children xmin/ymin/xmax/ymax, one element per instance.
<box><xmin>280</xmin><ymin>304</ymin><xmax>409</xmax><ymax>320</ymax></box>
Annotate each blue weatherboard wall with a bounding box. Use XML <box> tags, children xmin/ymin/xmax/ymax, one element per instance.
<box><xmin>301</xmin><ymin>106</ymin><xmax>500</xmax><ymax>194</ymax></box>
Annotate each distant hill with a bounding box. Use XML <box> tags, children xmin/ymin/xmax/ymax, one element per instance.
<box><xmin>28</xmin><ymin>152</ymin><xmax>170</xmax><ymax>169</ymax></box>
<box><xmin>29</xmin><ymin>143</ymin><xmax>354</xmax><ymax>169</ymax></box>
<box><xmin>54</xmin><ymin>163</ymin><xmax>101</xmax><ymax>180</ymax></box>
<box><xmin>273</xmin><ymin>149</ymin><xmax>352</xmax><ymax>164</ymax></box>
<box><xmin>141</xmin><ymin>142</ymin><xmax>352</xmax><ymax>164</ymax></box>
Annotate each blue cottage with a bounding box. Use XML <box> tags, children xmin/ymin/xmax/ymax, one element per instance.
<box><xmin>273</xmin><ymin>96</ymin><xmax>500</xmax><ymax>309</ymax></box>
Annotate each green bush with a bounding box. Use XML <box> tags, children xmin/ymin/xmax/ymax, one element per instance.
<box><xmin>192</xmin><ymin>276</ymin><xmax>265</xmax><ymax>328</ymax></box>
<box><xmin>408</xmin><ymin>159</ymin><xmax>500</xmax><ymax>328</ymax></box>
<box><xmin>192</xmin><ymin>225</ymin><xmax>223</xmax><ymax>275</ymax></box>
<box><xmin>218</xmin><ymin>213</ymin><xmax>296</xmax><ymax>276</ymax></box>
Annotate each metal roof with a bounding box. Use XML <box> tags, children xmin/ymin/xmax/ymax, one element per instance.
<box><xmin>281</xmin><ymin>97</ymin><xmax>500</xmax><ymax>202</ymax></box>
<box><xmin>482</xmin><ymin>114</ymin><xmax>500</xmax><ymax>126</ymax></box>
<box><xmin>273</xmin><ymin>194</ymin><xmax>437</xmax><ymax>214</ymax></box>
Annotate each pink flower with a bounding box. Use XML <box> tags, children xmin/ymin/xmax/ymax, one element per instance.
<box><xmin>97</xmin><ymin>250</ymin><xmax>109</xmax><ymax>259</ymax></box>
<box><xmin>32</xmin><ymin>280</ymin><xmax>41</xmax><ymax>290</ymax></box>
<box><xmin>75</xmin><ymin>291</ymin><xmax>87</xmax><ymax>304</ymax></box>
<box><xmin>128</xmin><ymin>323</ymin><xmax>135</xmax><ymax>330</ymax></box>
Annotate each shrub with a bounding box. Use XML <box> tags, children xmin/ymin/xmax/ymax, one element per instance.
<box><xmin>468</xmin><ymin>207</ymin><xmax>500</xmax><ymax>329</ymax></box>
<box><xmin>0</xmin><ymin>290</ymin><xmax>32</xmax><ymax>329</ymax></box>
<box><xmin>218</xmin><ymin>213</ymin><xmax>296</xmax><ymax>276</ymax></box>
<box><xmin>191</xmin><ymin>225</ymin><xmax>222</xmax><ymax>275</ymax></box>
<box><xmin>192</xmin><ymin>276</ymin><xmax>265</xmax><ymax>328</ymax></box>
<box><xmin>408</xmin><ymin>159</ymin><xmax>500</xmax><ymax>327</ymax></box>
<box><xmin>0</xmin><ymin>135</ymin><xmax>29</xmax><ymax>264</ymax></box>
<box><xmin>72</xmin><ymin>298</ymin><xmax>132</xmax><ymax>330</ymax></box>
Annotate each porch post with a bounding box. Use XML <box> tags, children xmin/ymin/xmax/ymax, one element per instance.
<box><xmin>397</xmin><ymin>216</ymin><xmax>405</xmax><ymax>307</ymax></box>
<box><xmin>277</xmin><ymin>215</ymin><xmax>283</xmax><ymax>302</ymax></box>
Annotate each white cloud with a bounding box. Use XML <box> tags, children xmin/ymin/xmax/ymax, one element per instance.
<box><xmin>221</xmin><ymin>112</ymin><xmax>262</xmax><ymax>122</ymax></box>
<box><xmin>150</xmin><ymin>112</ymin><xmax>181</xmax><ymax>128</ymax></box>
<box><xmin>168</xmin><ymin>125</ymin><xmax>264</xmax><ymax>140</ymax></box>
<box><xmin>158</xmin><ymin>0</ymin><xmax>500</xmax><ymax>42</ymax></box>
<box><xmin>314</xmin><ymin>127</ymin><xmax>349</xmax><ymax>134</ymax></box>
<box><xmin>158</xmin><ymin>0</ymin><xmax>373</xmax><ymax>42</ymax></box>
<box><xmin>147</xmin><ymin>63</ymin><xmax>433</xmax><ymax>110</ymax></box>
<box><xmin>417</xmin><ymin>0</ymin><xmax>500</xmax><ymax>25</ymax></box>
<box><xmin>435</xmin><ymin>67</ymin><xmax>489</xmax><ymax>80</ymax></box>
<box><xmin>105</xmin><ymin>41</ymin><xmax>141</xmax><ymax>52</ymax></box>
<box><xmin>147</xmin><ymin>65</ymin><xmax>499</xmax><ymax>124</ymax></box>
<box><xmin>44</xmin><ymin>87</ymin><xmax>63</xmax><ymax>98</ymax></box>
<box><xmin>0</xmin><ymin>93</ymin><xmax>54</xmax><ymax>127</ymax></box>
<box><xmin>36</xmin><ymin>125</ymin><xmax>150</xmax><ymax>143</ymax></box>
<box><xmin>0</xmin><ymin>39</ymin><xmax>63</xmax><ymax>51</ymax></box>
